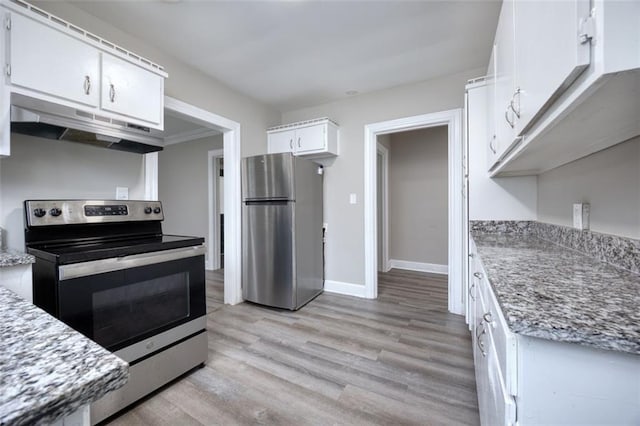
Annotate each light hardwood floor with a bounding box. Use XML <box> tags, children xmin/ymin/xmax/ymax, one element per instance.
<box><xmin>106</xmin><ymin>269</ymin><xmax>479</xmax><ymax>425</ymax></box>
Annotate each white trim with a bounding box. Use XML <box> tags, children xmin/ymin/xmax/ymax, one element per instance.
<box><xmin>143</xmin><ymin>152</ymin><xmax>158</xmax><ymax>201</ymax></box>
<box><xmin>162</xmin><ymin>96</ymin><xmax>243</xmax><ymax>305</ymax></box>
<box><xmin>207</xmin><ymin>149</ymin><xmax>224</xmax><ymax>271</ymax></box>
<box><xmin>376</xmin><ymin>143</ymin><xmax>390</xmax><ymax>273</ymax></box>
<box><xmin>324</xmin><ymin>280</ymin><xmax>367</xmax><ymax>298</ymax></box>
<box><xmin>164</xmin><ymin>129</ymin><xmax>221</xmax><ymax>146</ymax></box>
<box><xmin>388</xmin><ymin>259</ymin><xmax>448</xmax><ymax>275</ymax></box>
<box><xmin>364</xmin><ymin>109</ymin><xmax>465</xmax><ymax>314</ymax></box>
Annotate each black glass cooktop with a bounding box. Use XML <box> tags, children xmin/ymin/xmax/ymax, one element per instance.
<box><xmin>27</xmin><ymin>234</ymin><xmax>205</xmax><ymax>264</ymax></box>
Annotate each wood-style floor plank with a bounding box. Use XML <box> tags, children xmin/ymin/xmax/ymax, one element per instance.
<box><xmin>105</xmin><ymin>268</ymin><xmax>479</xmax><ymax>425</ymax></box>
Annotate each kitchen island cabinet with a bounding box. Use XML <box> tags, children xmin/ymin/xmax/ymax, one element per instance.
<box><xmin>469</xmin><ymin>228</ymin><xmax>640</xmax><ymax>425</ymax></box>
<box><xmin>0</xmin><ymin>287</ymin><xmax>128</xmax><ymax>426</ymax></box>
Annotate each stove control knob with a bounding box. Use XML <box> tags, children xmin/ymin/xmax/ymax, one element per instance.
<box><xmin>153</xmin><ymin>207</ymin><xmax>162</xmax><ymax>214</ymax></box>
<box><xmin>144</xmin><ymin>207</ymin><xmax>153</xmax><ymax>214</ymax></box>
<box><xmin>33</xmin><ymin>208</ymin><xmax>46</xmax><ymax>218</ymax></box>
<box><xmin>49</xmin><ymin>208</ymin><xmax>62</xmax><ymax>217</ymax></box>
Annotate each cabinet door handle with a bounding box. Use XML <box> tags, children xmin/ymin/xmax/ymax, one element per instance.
<box><xmin>473</xmin><ymin>272</ymin><xmax>482</xmax><ymax>279</ymax></box>
<box><xmin>476</xmin><ymin>324</ymin><xmax>487</xmax><ymax>357</ymax></box>
<box><xmin>489</xmin><ymin>135</ymin><xmax>497</xmax><ymax>154</ymax></box>
<box><xmin>83</xmin><ymin>75</ymin><xmax>91</xmax><ymax>95</ymax></box>
<box><xmin>505</xmin><ymin>106</ymin><xmax>515</xmax><ymax>128</ymax></box>
<box><xmin>469</xmin><ymin>282</ymin><xmax>476</xmax><ymax>301</ymax></box>
<box><xmin>297</xmin><ymin>137</ymin><xmax>301</xmax><ymax>148</ymax></box>
<box><xmin>289</xmin><ymin>139</ymin><xmax>293</xmax><ymax>150</ymax></box>
<box><xmin>483</xmin><ymin>312</ymin><xmax>496</xmax><ymax>329</ymax></box>
<box><xmin>510</xmin><ymin>88</ymin><xmax>521</xmax><ymax>118</ymax></box>
<box><xmin>109</xmin><ymin>84</ymin><xmax>116</xmax><ymax>103</ymax></box>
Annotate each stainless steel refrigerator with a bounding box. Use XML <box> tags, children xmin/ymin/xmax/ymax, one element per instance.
<box><xmin>241</xmin><ymin>153</ymin><xmax>324</xmax><ymax>310</ymax></box>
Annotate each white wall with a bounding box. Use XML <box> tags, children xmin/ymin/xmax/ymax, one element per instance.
<box><xmin>1</xmin><ymin>134</ymin><xmax>145</xmax><ymax>249</ymax></box>
<box><xmin>283</xmin><ymin>68</ymin><xmax>482</xmax><ymax>286</ymax></box>
<box><xmin>537</xmin><ymin>136</ymin><xmax>640</xmax><ymax>239</ymax></box>
<box><xmin>389</xmin><ymin>126</ymin><xmax>448</xmax><ymax>265</ymax></box>
<box><xmin>158</xmin><ymin>136</ymin><xmax>223</xmax><ymax>249</ymax></box>
<box><xmin>32</xmin><ymin>1</ymin><xmax>281</xmax><ymax>157</ymax></box>
<box><xmin>467</xmin><ymin>83</ymin><xmax>537</xmax><ymax>221</ymax></box>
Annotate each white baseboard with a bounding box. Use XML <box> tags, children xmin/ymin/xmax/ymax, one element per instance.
<box><xmin>388</xmin><ymin>259</ymin><xmax>448</xmax><ymax>275</ymax></box>
<box><xmin>324</xmin><ymin>280</ymin><xmax>367</xmax><ymax>298</ymax></box>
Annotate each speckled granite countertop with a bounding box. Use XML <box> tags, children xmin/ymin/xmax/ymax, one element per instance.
<box><xmin>0</xmin><ymin>251</ymin><xmax>35</xmax><ymax>268</ymax></box>
<box><xmin>472</xmin><ymin>233</ymin><xmax>640</xmax><ymax>355</ymax></box>
<box><xmin>0</xmin><ymin>287</ymin><xmax>129</xmax><ymax>426</ymax></box>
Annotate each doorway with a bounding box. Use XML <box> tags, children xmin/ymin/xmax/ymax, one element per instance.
<box><xmin>208</xmin><ymin>150</ymin><xmax>224</xmax><ymax>270</ymax></box>
<box><xmin>377</xmin><ymin>127</ymin><xmax>449</xmax><ymax>276</ymax></box>
<box><xmin>145</xmin><ymin>96</ymin><xmax>243</xmax><ymax>305</ymax></box>
<box><xmin>364</xmin><ymin>109</ymin><xmax>465</xmax><ymax>315</ymax></box>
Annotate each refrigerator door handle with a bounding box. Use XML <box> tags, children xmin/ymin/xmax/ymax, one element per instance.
<box><xmin>244</xmin><ymin>199</ymin><xmax>290</xmax><ymax>205</ymax></box>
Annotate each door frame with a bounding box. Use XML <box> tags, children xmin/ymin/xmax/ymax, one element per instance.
<box><xmin>207</xmin><ymin>149</ymin><xmax>224</xmax><ymax>270</ymax></box>
<box><xmin>144</xmin><ymin>96</ymin><xmax>243</xmax><ymax>305</ymax></box>
<box><xmin>364</xmin><ymin>109</ymin><xmax>465</xmax><ymax>314</ymax></box>
<box><xmin>376</xmin><ymin>142</ymin><xmax>390</xmax><ymax>273</ymax></box>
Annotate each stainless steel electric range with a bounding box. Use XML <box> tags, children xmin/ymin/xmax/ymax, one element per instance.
<box><xmin>24</xmin><ymin>199</ymin><xmax>208</xmax><ymax>425</ymax></box>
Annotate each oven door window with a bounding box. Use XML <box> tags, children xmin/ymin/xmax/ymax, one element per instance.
<box><xmin>58</xmin><ymin>255</ymin><xmax>205</xmax><ymax>351</ymax></box>
<box><xmin>92</xmin><ymin>272</ymin><xmax>190</xmax><ymax>349</ymax></box>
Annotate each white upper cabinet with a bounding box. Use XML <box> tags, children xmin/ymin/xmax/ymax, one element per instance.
<box><xmin>488</xmin><ymin>0</ymin><xmax>640</xmax><ymax>175</ymax></box>
<box><xmin>294</xmin><ymin>124</ymin><xmax>327</xmax><ymax>154</ymax></box>
<box><xmin>492</xmin><ymin>0</ymin><xmax>517</xmax><ymax>165</ymax></box>
<box><xmin>100</xmin><ymin>54</ymin><xmax>164</xmax><ymax>126</ymax></box>
<box><xmin>488</xmin><ymin>0</ymin><xmax>591</xmax><ymax>171</ymax></box>
<box><xmin>3</xmin><ymin>1</ymin><xmax>167</xmax><ymax>130</ymax></box>
<box><xmin>485</xmin><ymin>45</ymin><xmax>499</xmax><ymax>168</ymax></box>
<box><xmin>267</xmin><ymin>118</ymin><xmax>339</xmax><ymax>158</ymax></box>
<box><xmin>9</xmin><ymin>12</ymin><xmax>100</xmax><ymax>107</ymax></box>
<box><xmin>513</xmin><ymin>0</ymin><xmax>590</xmax><ymax>137</ymax></box>
<box><xmin>268</xmin><ymin>129</ymin><xmax>295</xmax><ymax>154</ymax></box>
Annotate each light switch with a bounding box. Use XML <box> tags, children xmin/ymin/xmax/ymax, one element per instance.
<box><xmin>349</xmin><ymin>193</ymin><xmax>357</xmax><ymax>204</ymax></box>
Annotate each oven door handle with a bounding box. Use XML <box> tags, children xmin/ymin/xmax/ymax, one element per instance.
<box><xmin>58</xmin><ymin>245</ymin><xmax>207</xmax><ymax>281</ymax></box>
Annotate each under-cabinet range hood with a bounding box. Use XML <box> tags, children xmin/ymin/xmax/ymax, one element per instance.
<box><xmin>10</xmin><ymin>94</ymin><xmax>164</xmax><ymax>154</ymax></box>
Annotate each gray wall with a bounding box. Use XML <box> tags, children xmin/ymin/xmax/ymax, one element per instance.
<box><xmin>283</xmin><ymin>68</ymin><xmax>481</xmax><ymax>286</ymax></box>
<box><xmin>1</xmin><ymin>133</ymin><xmax>145</xmax><ymax>249</ymax></box>
<box><xmin>158</xmin><ymin>136</ymin><xmax>223</xmax><ymax>248</ymax></box>
<box><xmin>537</xmin><ymin>136</ymin><xmax>640</xmax><ymax>239</ymax></box>
<box><xmin>389</xmin><ymin>127</ymin><xmax>448</xmax><ymax>265</ymax></box>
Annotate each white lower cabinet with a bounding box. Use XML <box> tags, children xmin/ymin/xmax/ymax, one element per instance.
<box><xmin>469</xmin><ymin>241</ymin><xmax>640</xmax><ymax>425</ymax></box>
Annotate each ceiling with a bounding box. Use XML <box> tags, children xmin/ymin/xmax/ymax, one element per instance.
<box><xmin>65</xmin><ymin>0</ymin><xmax>501</xmax><ymax>113</ymax></box>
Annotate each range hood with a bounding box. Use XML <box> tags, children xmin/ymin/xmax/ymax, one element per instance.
<box><xmin>10</xmin><ymin>94</ymin><xmax>164</xmax><ymax>154</ymax></box>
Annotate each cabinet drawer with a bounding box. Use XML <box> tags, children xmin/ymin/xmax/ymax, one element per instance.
<box><xmin>479</xmin><ymin>273</ymin><xmax>517</xmax><ymax>396</ymax></box>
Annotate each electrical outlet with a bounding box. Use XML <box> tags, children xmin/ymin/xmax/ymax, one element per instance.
<box><xmin>573</xmin><ymin>203</ymin><xmax>590</xmax><ymax>230</ymax></box>
<box><xmin>349</xmin><ymin>193</ymin><xmax>357</xmax><ymax>204</ymax></box>
<box><xmin>116</xmin><ymin>187</ymin><xmax>129</xmax><ymax>200</ymax></box>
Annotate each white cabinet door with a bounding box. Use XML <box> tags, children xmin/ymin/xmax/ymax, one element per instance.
<box><xmin>10</xmin><ymin>12</ymin><xmax>100</xmax><ymax>107</ymax></box>
<box><xmin>486</xmin><ymin>45</ymin><xmax>500</xmax><ymax>169</ymax></box>
<box><xmin>268</xmin><ymin>130</ymin><xmax>295</xmax><ymax>154</ymax></box>
<box><xmin>493</xmin><ymin>0</ymin><xmax>517</xmax><ymax>162</ymax></box>
<box><xmin>101</xmin><ymin>53</ymin><xmax>164</xmax><ymax>126</ymax></box>
<box><xmin>295</xmin><ymin>124</ymin><xmax>326</xmax><ymax>153</ymax></box>
<box><xmin>514</xmin><ymin>0</ymin><xmax>590</xmax><ymax>136</ymax></box>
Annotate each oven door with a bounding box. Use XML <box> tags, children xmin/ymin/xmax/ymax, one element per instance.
<box><xmin>56</xmin><ymin>245</ymin><xmax>206</xmax><ymax>354</ymax></box>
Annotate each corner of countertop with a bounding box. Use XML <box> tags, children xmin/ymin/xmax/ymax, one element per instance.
<box><xmin>0</xmin><ymin>250</ymin><xmax>36</xmax><ymax>267</ymax></box>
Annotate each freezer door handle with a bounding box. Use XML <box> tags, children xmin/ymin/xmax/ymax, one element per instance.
<box><xmin>244</xmin><ymin>200</ymin><xmax>290</xmax><ymax>206</ymax></box>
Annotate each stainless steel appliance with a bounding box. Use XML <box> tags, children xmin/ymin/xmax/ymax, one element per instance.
<box><xmin>11</xmin><ymin>94</ymin><xmax>163</xmax><ymax>154</ymax></box>
<box><xmin>242</xmin><ymin>153</ymin><xmax>324</xmax><ymax>310</ymax></box>
<box><xmin>24</xmin><ymin>200</ymin><xmax>207</xmax><ymax>425</ymax></box>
